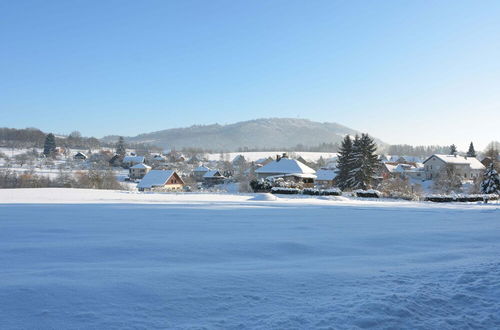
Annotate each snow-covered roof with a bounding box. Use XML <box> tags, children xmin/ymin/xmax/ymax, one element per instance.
<box><xmin>137</xmin><ymin>170</ymin><xmax>176</xmax><ymax>189</ymax></box>
<box><xmin>266</xmin><ymin>173</ymin><xmax>317</xmax><ymax>180</ymax></box>
<box><xmin>123</xmin><ymin>155</ymin><xmax>145</xmax><ymax>163</ymax></box>
<box><xmin>255</xmin><ymin>158</ymin><xmax>316</xmax><ymax>175</ymax></box>
<box><xmin>130</xmin><ymin>163</ymin><xmax>151</xmax><ymax>169</ymax></box>
<box><xmin>194</xmin><ymin>165</ymin><xmax>210</xmax><ymax>172</ymax></box>
<box><xmin>316</xmin><ymin>169</ymin><xmax>337</xmax><ymax>181</ymax></box>
<box><xmin>424</xmin><ymin>154</ymin><xmax>485</xmax><ymax>170</ymax></box>
<box><xmin>203</xmin><ymin>170</ymin><xmax>224</xmax><ymax>178</ymax></box>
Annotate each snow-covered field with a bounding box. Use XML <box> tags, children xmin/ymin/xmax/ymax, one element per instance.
<box><xmin>1</xmin><ymin>189</ymin><xmax>499</xmax><ymax>329</ymax></box>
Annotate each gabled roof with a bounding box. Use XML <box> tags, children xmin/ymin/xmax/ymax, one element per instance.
<box><xmin>203</xmin><ymin>170</ymin><xmax>224</xmax><ymax>178</ymax></box>
<box><xmin>423</xmin><ymin>154</ymin><xmax>485</xmax><ymax>170</ymax></box>
<box><xmin>255</xmin><ymin>157</ymin><xmax>316</xmax><ymax>175</ymax></box>
<box><xmin>194</xmin><ymin>165</ymin><xmax>210</xmax><ymax>172</ymax></box>
<box><xmin>123</xmin><ymin>155</ymin><xmax>145</xmax><ymax>163</ymax></box>
<box><xmin>130</xmin><ymin>163</ymin><xmax>151</xmax><ymax>169</ymax></box>
<box><xmin>137</xmin><ymin>170</ymin><xmax>180</xmax><ymax>189</ymax></box>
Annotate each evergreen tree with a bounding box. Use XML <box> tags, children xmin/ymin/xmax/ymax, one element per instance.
<box><xmin>116</xmin><ymin>136</ymin><xmax>126</xmax><ymax>156</ymax></box>
<box><xmin>449</xmin><ymin>144</ymin><xmax>457</xmax><ymax>155</ymax></box>
<box><xmin>347</xmin><ymin>134</ymin><xmax>379</xmax><ymax>190</ymax></box>
<box><xmin>43</xmin><ymin>133</ymin><xmax>56</xmax><ymax>156</ymax></box>
<box><xmin>480</xmin><ymin>164</ymin><xmax>500</xmax><ymax>194</ymax></box>
<box><xmin>335</xmin><ymin>135</ymin><xmax>354</xmax><ymax>190</ymax></box>
<box><xmin>466</xmin><ymin>142</ymin><xmax>476</xmax><ymax>157</ymax></box>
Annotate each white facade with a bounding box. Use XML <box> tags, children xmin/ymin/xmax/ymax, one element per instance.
<box><xmin>423</xmin><ymin>154</ymin><xmax>485</xmax><ymax>180</ymax></box>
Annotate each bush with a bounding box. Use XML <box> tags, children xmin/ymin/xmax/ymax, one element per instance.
<box><xmin>425</xmin><ymin>194</ymin><xmax>499</xmax><ymax>203</ymax></box>
<box><xmin>250</xmin><ymin>179</ymin><xmax>272</xmax><ymax>192</ymax></box>
<box><xmin>354</xmin><ymin>189</ymin><xmax>381</xmax><ymax>198</ymax></box>
<box><xmin>271</xmin><ymin>187</ymin><xmax>300</xmax><ymax>194</ymax></box>
<box><xmin>303</xmin><ymin>188</ymin><xmax>342</xmax><ymax>196</ymax></box>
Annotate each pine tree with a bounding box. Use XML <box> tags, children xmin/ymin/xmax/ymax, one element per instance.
<box><xmin>116</xmin><ymin>137</ymin><xmax>126</xmax><ymax>156</ymax></box>
<box><xmin>466</xmin><ymin>142</ymin><xmax>476</xmax><ymax>157</ymax></box>
<box><xmin>347</xmin><ymin>134</ymin><xmax>379</xmax><ymax>190</ymax></box>
<box><xmin>480</xmin><ymin>164</ymin><xmax>500</xmax><ymax>194</ymax></box>
<box><xmin>449</xmin><ymin>144</ymin><xmax>457</xmax><ymax>155</ymax></box>
<box><xmin>43</xmin><ymin>133</ymin><xmax>56</xmax><ymax>156</ymax></box>
<box><xmin>335</xmin><ymin>135</ymin><xmax>354</xmax><ymax>190</ymax></box>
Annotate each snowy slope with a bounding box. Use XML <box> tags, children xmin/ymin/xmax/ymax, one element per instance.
<box><xmin>0</xmin><ymin>189</ymin><xmax>499</xmax><ymax>329</ymax></box>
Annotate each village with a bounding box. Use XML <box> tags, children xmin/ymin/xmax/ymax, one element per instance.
<box><xmin>1</xmin><ymin>134</ymin><xmax>498</xmax><ymax>202</ymax></box>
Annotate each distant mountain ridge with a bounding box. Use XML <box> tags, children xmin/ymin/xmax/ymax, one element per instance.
<box><xmin>102</xmin><ymin>118</ymin><xmax>385</xmax><ymax>151</ymax></box>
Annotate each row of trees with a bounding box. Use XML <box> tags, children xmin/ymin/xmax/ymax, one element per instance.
<box><xmin>0</xmin><ymin>169</ymin><xmax>123</xmax><ymax>190</ymax></box>
<box><xmin>336</xmin><ymin>134</ymin><xmax>379</xmax><ymax>190</ymax></box>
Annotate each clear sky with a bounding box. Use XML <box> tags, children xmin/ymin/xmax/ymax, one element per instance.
<box><xmin>1</xmin><ymin>0</ymin><xmax>499</xmax><ymax>150</ymax></box>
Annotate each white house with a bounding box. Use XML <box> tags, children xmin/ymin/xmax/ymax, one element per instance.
<box><xmin>423</xmin><ymin>154</ymin><xmax>485</xmax><ymax>180</ymax></box>
<box><xmin>255</xmin><ymin>154</ymin><xmax>316</xmax><ymax>187</ymax></box>
<box><xmin>137</xmin><ymin>170</ymin><xmax>184</xmax><ymax>191</ymax></box>
<box><xmin>129</xmin><ymin>163</ymin><xmax>151</xmax><ymax>180</ymax></box>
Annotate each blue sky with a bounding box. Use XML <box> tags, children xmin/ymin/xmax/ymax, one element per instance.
<box><xmin>1</xmin><ymin>0</ymin><xmax>499</xmax><ymax>150</ymax></box>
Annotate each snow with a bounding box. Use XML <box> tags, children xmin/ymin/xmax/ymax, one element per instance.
<box><xmin>193</xmin><ymin>165</ymin><xmax>210</xmax><ymax>172</ymax></box>
<box><xmin>0</xmin><ymin>189</ymin><xmax>499</xmax><ymax>329</ymax></box>
<box><xmin>316</xmin><ymin>168</ymin><xmax>337</xmax><ymax>181</ymax></box>
<box><xmin>136</xmin><ymin>170</ymin><xmax>175</xmax><ymax>189</ymax></box>
<box><xmin>256</xmin><ymin>157</ymin><xmax>316</xmax><ymax>175</ymax></box>
<box><xmin>130</xmin><ymin>163</ymin><xmax>151</xmax><ymax>169</ymax></box>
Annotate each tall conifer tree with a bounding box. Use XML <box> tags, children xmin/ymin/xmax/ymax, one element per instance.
<box><xmin>43</xmin><ymin>133</ymin><xmax>56</xmax><ymax>156</ymax></box>
<box><xmin>466</xmin><ymin>142</ymin><xmax>476</xmax><ymax>157</ymax></box>
<box><xmin>335</xmin><ymin>135</ymin><xmax>354</xmax><ymax>190</ymax></box>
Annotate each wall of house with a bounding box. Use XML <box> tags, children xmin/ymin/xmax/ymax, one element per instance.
<box><xmin>424</xmin><ymin>157</ymin><xmax>480</xmax><ymax>180</ymax></box>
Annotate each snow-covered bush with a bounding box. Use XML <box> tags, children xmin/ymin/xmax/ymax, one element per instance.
<box><xmin>249</xmin><ymin>179</ymin><xmax>272</xmax><ymax>192</ymax></box>
<box><xmin>424</xmin><ymin>194</ymin><xmax>499</xmax><ymax>203</ymax></box>
<box><xmin>271</xmin><ymin>187</ymin><xmax>300</xmax><ymax>194</ymax></box>
<box><xmin>303</xmin><ymin>188</ymin><xmax>342</xmax><ymax>196</ymax></box>
<box><xmin>353</xmin><ymin>189</ymin><xmax>381</xmax><ymax>198</ymax></box>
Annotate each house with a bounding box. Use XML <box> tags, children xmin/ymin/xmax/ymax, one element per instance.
<box><xmin>122</xmin><ymin>155</ymin><xmax>145</xmax><ymax>168</ymax></box>
<box><xmin>73</xmin><ymin>152</ymin><xmax>87</xmax><ymax>160</ymax></box>
<box><xmin>255</xmin><ymin>154</ymin><xmax>316</xmax><ymax>187</ymax></box>
<box><xmin>423</xmin><ymin>154</ymin><xmax>485</xmax><ymax>180</ymax></box>
<box><xmin>481</xmin><ymin>156</ymin><xmax>500</xmax><ymax>168</ymax></box>
<box><xmin>137</xmin><ymin>170</ymin><xmax>184</xmax><ymax>191</ymax></box>
<box><xmin>315</xmin><ymin>169</ymin><xmax>337</xmax><ymax>188</ymax></box>
<box><xmin>193</xmin><ymin>165</ymin><xmax>210</xmax><ymax>181</ymax></box>
<box><xmin>152</xmin><ymin>154</ymin><xmax>166</xmax><ymax>162</ymax></box>
<box><xmin>232</xmin><ymin>154</ymin><xmax>246</xmax><ymax>167</ymax></box>
<box><xmin>381</xmin><ymin>163</ymin><xmax>424</xmax><ymax>180</ymax></box>
<box><xmin>129</xmin><ymin>163</ymin><xmax>151</xmax><ymax>180</ymax></box>
<box><xmin>203</xmin><ymin>170</ymin><xmax>225</xmax><ymax>186</ymax></box>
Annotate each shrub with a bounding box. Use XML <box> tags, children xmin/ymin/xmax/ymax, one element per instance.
<box><xmin>354</xmin><ymin>189</ymin><xmax>381</xmax><ymax>198</ymax></box>
<box><xmin>271</xmin><ymin>187</ymin><xmax>300</xmax><ymax>194</ymax></box>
